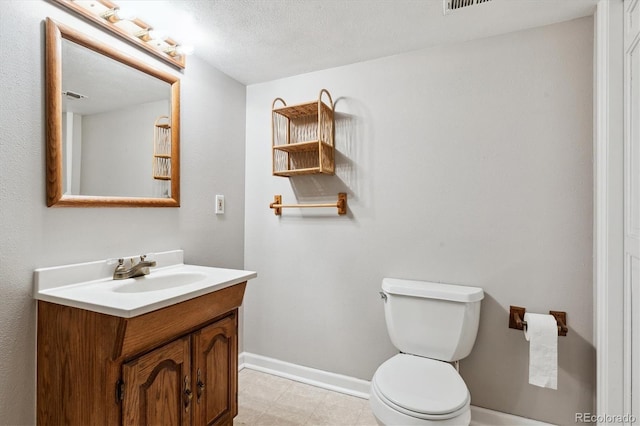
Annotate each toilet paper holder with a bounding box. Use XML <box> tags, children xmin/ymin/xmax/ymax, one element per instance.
<box><xmin>509</xmin><ymin>305</ymin><xmax>568</xmax><ymax>336</ymax></box>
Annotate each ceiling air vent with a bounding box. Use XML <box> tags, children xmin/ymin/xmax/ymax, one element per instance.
<box><xmin>62</xmin><ymin>90</ymin><xmax>88</xmax><ymax>100</ymax></box>
<box><xmin>443</xmin><ymin>0</ymin><xmax>492</xmax><ymax>14</ymax></box>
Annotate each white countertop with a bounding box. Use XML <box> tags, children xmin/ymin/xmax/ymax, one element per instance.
<box><xmin>33</xmin><ymin>250</ymin><xmax>257</xmax><ymax>318</ymax></box>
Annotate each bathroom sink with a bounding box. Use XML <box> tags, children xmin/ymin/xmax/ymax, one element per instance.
<box><xmin>33</xmin><ymin>250</ymin><xmax>257</xmax><ymax>318</ymax></box>
<box><xmin>113</xmin><ymin>272</ymin><xmax>208</xmax><ymax>293</ymax></box>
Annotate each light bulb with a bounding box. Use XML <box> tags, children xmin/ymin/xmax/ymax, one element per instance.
<box><xmin>176</xmin><ymin>44</ymin><xmax>194</xmax><ymax>56</ymax></box>
<box><xmin>148</xmin><ymin>29</ymin><xmax>167</xmax><ymax>41</ymax></box>
<box><xmin>115</xmin><ymin>6</ymin><xmax>137</xmax><ymax>21</ymax></box>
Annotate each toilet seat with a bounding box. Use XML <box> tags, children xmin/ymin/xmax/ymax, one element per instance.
<box><xmin>372</xmin><ymin>354</ymin><xmax>470</xmax><ymax>420</ymax></box>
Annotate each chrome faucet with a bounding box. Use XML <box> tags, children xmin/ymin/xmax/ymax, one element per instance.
<box><xmin>113</xmin><ymin>255</ymin><xmax>157</xmax><ymax>280</ymax></box>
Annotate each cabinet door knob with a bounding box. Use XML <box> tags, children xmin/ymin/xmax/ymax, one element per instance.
<box><xmin>196</xmin><ymin>368</ymin><xmax>206</xmax><ymax>402</ymax></box>
<box><xmin>184</xmin><ymin>376</ymin><xmax>193</xmax><ymax>411</ymax></box>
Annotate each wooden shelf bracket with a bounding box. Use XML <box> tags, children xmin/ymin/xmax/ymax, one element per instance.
<box><xmin>270</xmin><ymin>193</ymin><xmax>347</xmax><ymax>216</ymax></box>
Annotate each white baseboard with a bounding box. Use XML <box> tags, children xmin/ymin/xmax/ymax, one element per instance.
<box><xmin>238</xmin><ymin>352</ymin><xmax>553</xmax><ymax>426</ymax></box>
<box><xmin>239</xmin><ymin>352</ymin><xmax>371</xmax><ymax>399</ymax></box>
<box><xmin>469</xmin><ymin>406</ymin><xmax>553</xmax><ymax>426</ymax></box>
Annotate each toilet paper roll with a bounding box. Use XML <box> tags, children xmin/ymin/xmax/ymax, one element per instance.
<box><xmin>523</xmin><ymin>313</ymin><xmax>558</xmax><ymax>390</ymax></box>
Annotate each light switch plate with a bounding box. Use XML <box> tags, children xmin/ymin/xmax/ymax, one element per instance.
<box><xmin>215</xmin><ymin>195</ymin><xmax>225</xmax><ymax>214</ymax></box>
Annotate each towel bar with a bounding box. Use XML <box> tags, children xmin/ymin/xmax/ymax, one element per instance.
<box><xmin>269</xmin><ymin>193</ymin><xmax>347</xmax><ymax>216</ymax></box>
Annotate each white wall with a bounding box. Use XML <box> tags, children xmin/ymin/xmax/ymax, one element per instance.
<box><xmin>80</xmin><ymin>100</ymin><xmax>168</xmax><ymax>196</ymax></box>
<box><xmin>71</xmin><ymin>112</ymin><xmax>82</xmax><ymax>194</ymax></box>
<box><xmin>0</xmin><ymin>2</ymin><xmax>246</xmax><ymax>424</ymax></box>
<box><xmin>244</xmin><ymin>17</ymin><xmax>594</xmax><ymax>424</ymax></box>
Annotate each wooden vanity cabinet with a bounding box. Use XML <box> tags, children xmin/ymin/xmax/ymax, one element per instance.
<box><xmin>37</xmin><ymin>282</ymin><xmax>245</xmax><ymax>426</ymax></box>
<box><xmin>122</xmin><ymin>315</ymin><xmax>237</xmax><ymax>426</ymax></box>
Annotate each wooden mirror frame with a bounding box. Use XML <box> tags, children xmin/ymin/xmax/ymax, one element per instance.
<box><xmin>45</xmin><ymin>18</ymin><xmax>180</xmax><ymax>207</ymax></box>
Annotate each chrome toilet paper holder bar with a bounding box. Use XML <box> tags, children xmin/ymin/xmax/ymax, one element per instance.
<box><xmin>509</xmin><ymin>305</ymin><xmax>568</xmax><ymax>337</ymax></box>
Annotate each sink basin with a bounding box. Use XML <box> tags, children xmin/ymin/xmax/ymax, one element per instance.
<box><xmin>113</xmin><ymin>272</ymin><xmax>208</xmax><ymax>293</ymax></box>
<box><xmin>33</xmin><ymin>249</ymin><xmax>257</xmax><ymax>317</ymax></box>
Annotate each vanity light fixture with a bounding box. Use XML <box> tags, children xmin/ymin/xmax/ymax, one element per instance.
<box><xmin>134</xmin><ymin>28</ymin><xmax>152</xmax><ymax>42</ymax></box>
<box><xmin>148</xmin><ymin>29</ymin><xmax>166</xmax><ymax>41</ymax></box>
<box><xmin>164</xmin><ymin>44</ymin><xmax>194</xmax><ymax>58</ymax></box>
<box><xmin>51</xmin><ymin>0</ymin><xmax>192</xmax><ymax>69</ymax></box>
<box><xmin>163</xmin><ymin>45</ymin><xmax>179</xmax><ymax>57</ymax></box>
<box><xmin>99</xmin><ymin>5</ymin><xmax>136</xmax><ymax>23</ymax></box>
<box><xmin>99</xmin><ymin>8</ymin><xmax>119</xmax><ymax>23</ymax></box>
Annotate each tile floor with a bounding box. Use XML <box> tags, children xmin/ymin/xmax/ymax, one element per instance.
<box><xmin>236</xmin><ymin>368</ymin><xmax>378</xmax><ymax>426</ymax></box>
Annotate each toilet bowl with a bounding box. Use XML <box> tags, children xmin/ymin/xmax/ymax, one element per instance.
<box><xmin>370</xmin><ymin>354</ymin><xmax>471</xmax><ymax>426</ymax></box>
<box><xmin>370</xmin><ymin>278</ymin><xmax>483</xmax><ymax>426</ymax></box>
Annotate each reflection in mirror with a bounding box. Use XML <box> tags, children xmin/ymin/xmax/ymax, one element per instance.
<box><xmin>46</xmin><ymin>18</ymin><xmax>180</xmax><ymax>207</ymax></box>
<box><xmin>62</xmin><ymin>39</ymin><xmax>172</xmax><ymax>198</ymax></box>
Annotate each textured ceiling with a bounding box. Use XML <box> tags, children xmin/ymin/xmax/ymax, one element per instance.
<box><xmin>120</xmin><ymin>0</ymin><xmax>598</xmax><ymax>85</ymax></box>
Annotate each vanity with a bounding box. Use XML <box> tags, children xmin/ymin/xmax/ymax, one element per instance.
<box><xmin>38</xmin><ymin>11</ymin><xmax>253</xmax><ymax>424</ymax></box>
<box><xmin>38</xmin><ymin>14</ymin><xmax>255</xmax><ymax>424</ymax></box>
<box><xmin>34</xmin><ymin>250</ymin><xmax>256</xmax><ymax>426</ymax></box>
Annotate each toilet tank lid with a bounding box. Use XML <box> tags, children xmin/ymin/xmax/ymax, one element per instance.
<box><xmin>382</xmin><ymin>278</ymin><xmax>484</xmax><ymax>302</ymax></box>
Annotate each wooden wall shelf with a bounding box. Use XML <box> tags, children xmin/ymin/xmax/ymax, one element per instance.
<box><xmin>271</xmin><ymin>89</ymin><xmax>335</xmax><ymax>177</ymax></box>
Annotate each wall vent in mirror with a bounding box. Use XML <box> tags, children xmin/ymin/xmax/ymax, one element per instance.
<box><xmin>51</xmin><ymin>0</ymin><xmax>193</xmax><ymax>69</ymax></box>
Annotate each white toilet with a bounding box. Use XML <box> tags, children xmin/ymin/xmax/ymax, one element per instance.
<box><xmin>370</xmin><ymin>278</ymin><xmax>484</xmax><ymax>426</ymax></box>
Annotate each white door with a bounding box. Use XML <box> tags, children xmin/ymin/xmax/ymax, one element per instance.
<box><xmin>624</xmin><ymin>0</ymin><xmax>640</xmax><ymax>421</ymax></box>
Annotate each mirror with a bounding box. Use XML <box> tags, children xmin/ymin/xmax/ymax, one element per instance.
<box><xmin>45</xmin><ymin>18</ymin><xmax>180</xmax><ymax>207</ymax></box>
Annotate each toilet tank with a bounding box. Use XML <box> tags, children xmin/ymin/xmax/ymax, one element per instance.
<box><xmin>381</xmin><ymin>278</ymin><xmax>484</xmax><ymax>362</ymax></box>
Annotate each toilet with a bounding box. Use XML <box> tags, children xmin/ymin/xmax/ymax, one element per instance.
<box><xmin>370</xmin><ymin>278</ymin><xmax>484</xmax><ymax>426</ymax></box>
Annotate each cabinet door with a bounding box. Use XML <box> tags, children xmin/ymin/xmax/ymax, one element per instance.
<box><xmin>192</xmin><ymin>313</ymin><xmax>238</xmax><ymax>426</ymax></box>
<box><xmin>122</xmin><ymin>336</ymin><xmax>193</xmax><ymax>426</ymax></box>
